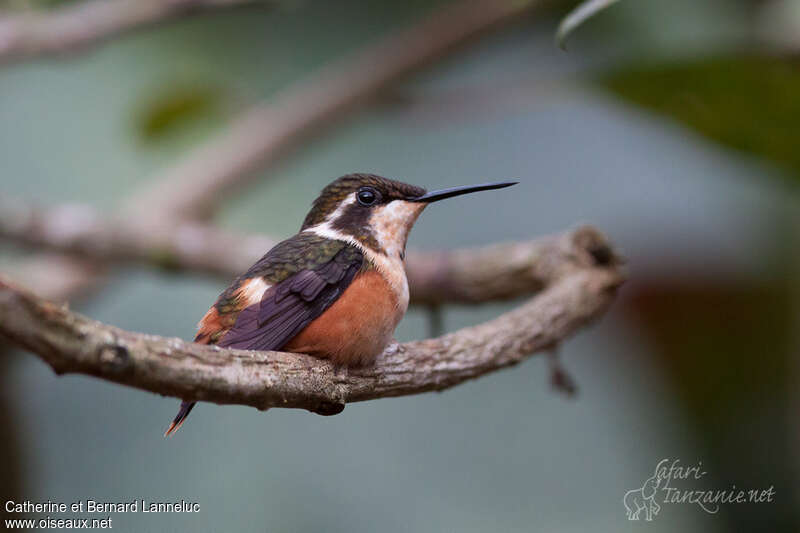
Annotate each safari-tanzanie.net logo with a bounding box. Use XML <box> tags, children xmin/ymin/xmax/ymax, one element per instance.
<box><xmin>623</xmin><ymin>459</ymin><xmax>775</xmax><ymax>521</ymax></box>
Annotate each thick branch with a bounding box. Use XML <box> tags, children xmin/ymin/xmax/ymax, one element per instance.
<box><xmin>0</xmin><ymin>0</ymin><xmax>260</xmax><ymax>64</ymax></box>
<box><xmin>0</xmin><ymin>232</ymin><xmax>622</xmax><ymax>413</ymax></box>
<box><xmin>0</xmin><ymin>197</ymin><xmax>613</xmax><ymax>304</ymax></box>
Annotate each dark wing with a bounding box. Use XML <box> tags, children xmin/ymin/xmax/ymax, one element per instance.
<box><xmin>166</xmin><ymin>234</ymin><xmax>362</xmax><ymax>435</ymax></box>
<box><xmin>217</xmin><ymin>243</ymin><xmax>363</xmax><ymax>351</ymax></box>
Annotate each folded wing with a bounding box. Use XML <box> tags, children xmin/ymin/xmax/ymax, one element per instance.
<box><xmin>218</xmin><ymin>245</ymin><xmax>363</xmax><ymax>351</ymax></box>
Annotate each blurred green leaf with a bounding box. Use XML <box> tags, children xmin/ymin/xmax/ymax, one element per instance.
<box><xmin>556</xmin><ymin>0</ymin><xmax>620</xmax><ymax>50</ymax></box>
<box><xmin>599</xmin><ymin>55</ymin><xmax>800</xmax><ymax>182</ymax></box>
<box><xmin>135</xmin><ymin>83</ymin><xmax>227</xmax><ymax>143</ymax></box>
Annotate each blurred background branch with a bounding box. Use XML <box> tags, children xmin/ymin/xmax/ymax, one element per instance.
<box><xmin>123</xmin><ymin>0</ymin><xmax>547</xmax><ymax>220</ymax></box>
<box><xmin>0</xmin><ymin>196</ymin><xmax>614</xmax><ymax>304</ymax></box>
<box><xmin>5</xmin><ymin>0</ymin><xmax>546</xmax><ymax>304</ymax></box>
<box><xmin>0</xmin><ymin>0</ymin><xmax>262</xmax><ymax>64</ymax></box>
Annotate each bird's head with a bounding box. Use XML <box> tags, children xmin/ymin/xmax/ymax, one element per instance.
<box><xmin>301</xmin><ymin>173</ymin><xmax>516</xmax><ymax>260</ymax></box>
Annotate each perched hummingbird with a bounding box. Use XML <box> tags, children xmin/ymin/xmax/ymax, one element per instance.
<box><xmin>165</xmin><ymin>173</ymin><xmax>516</xmax><ymax>435</ymax></box>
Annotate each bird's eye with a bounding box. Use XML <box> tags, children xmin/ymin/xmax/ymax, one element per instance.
<box><xmin>356</xmin><ymin>187</ymin><xmax>378</xmax><ymax>206</ymax></box>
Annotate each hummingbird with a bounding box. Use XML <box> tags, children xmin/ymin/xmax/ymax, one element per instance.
<box><xmin>165</xmin><ymin>173</ymin><xmax>516</xmax><ymax>435</ymax></box>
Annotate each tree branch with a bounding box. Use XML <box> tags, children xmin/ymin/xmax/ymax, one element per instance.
<box><xmin>0</xmin><ymin>197</ymin><xmax>615</xmax><ymax>305</ymax></box>
<box><xmin>0</xmin><ymin>0</ymin><xmax>261</xmax><ymax>64</ymax></box>
<box><xmin>124</xmin><ymin>0</ymin><xmax>546</xmax><ymax>221</ymax></box>
<box><xmin>0</xmin><ymin>228</ymin><xmax>623</xmax><ymax>413</ymax></box>
<box><xmin>6</xmin><ymin>0</ymin><xmax>545</xmax><ymax>302</ymax></box>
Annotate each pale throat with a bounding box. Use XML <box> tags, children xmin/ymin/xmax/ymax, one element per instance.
<box><xmin>368</xmin><ymin>200</ymin><xmax>425</xmax><ymax>260</ymax></box>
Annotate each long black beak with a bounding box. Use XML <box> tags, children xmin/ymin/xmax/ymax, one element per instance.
<box><xmin>410</xmin><ymin>181</ymin><xmax>518</xmax><ymax>203</ymax></box>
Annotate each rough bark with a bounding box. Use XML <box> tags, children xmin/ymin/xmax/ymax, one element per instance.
<box><xmin>0</xmin><ymin>227</ymin><xmax>623</xmax><ymax>414</ymax></box>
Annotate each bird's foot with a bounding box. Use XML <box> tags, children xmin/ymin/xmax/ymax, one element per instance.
<box><xmin>383</xmin><ymin>339</ymin><xmax>401</xmax><ymax>356</ymax></box>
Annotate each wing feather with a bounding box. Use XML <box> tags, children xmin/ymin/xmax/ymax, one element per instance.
<box><xmin>218</xmin><ymin>244</ymin><xmax>363</xmax><ymax>352</ymax></box>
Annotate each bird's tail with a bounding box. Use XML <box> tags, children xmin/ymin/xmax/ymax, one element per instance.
<box><xmin>164</xmin><ymin>401</ymin><xmax>196</xmax><ymax>437</ymax></box>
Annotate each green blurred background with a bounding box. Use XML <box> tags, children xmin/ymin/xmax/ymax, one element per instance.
<box><xmin>2</xmin><ymin>0</ymin><xmax>799</xmax><ymax>531</ymax></box>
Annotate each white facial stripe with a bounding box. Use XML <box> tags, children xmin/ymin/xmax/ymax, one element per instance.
<box><xmin>301</xmin><ymin>190</ymin><xmax>365</xmax><ymax>257</ymax></box>
<box><xmin>323</xmin><ymin>194</ymin><xmax>356</xmax><ymax>224</ymax></box>
<box><xmin>301</xmin><ymin>195</ymin><xmax>424</xmax><ymax>312</ymax></box>
<box><xmin>302</xmin><ymin>222</ymin><xmax>410</xmax><ymax>312</ymax></box>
